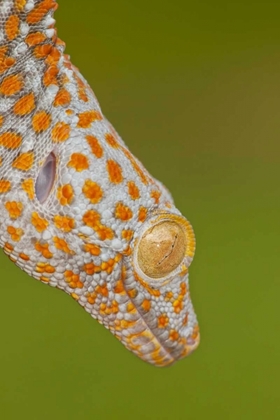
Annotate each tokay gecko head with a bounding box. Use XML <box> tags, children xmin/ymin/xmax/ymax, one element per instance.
<box><xmin>0</xmin><ymin>0</ymin><xmax>199</xmax><ymax>366</ymax></box>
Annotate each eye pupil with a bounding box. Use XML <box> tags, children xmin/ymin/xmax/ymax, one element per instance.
<box><xmin>35</xmin><ymin>152</ymin><xmax>56</xmax><ymax>204</ymax></box>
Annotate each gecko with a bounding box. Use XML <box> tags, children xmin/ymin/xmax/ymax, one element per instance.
<box><xmin>0</xmin><ymin>0</ymin><xmax>199</xmax><ymax>366</ymax></box>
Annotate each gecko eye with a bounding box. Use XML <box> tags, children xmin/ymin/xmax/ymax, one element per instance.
<box><xmin>35</xmin><ymin>152</ymin><xmax>56</xmax><ymax>204</ymax></box>
<box><xmin>134</xmin><ymin>214</ymin><xmax>195</xmax><ymax>286</ymax></box>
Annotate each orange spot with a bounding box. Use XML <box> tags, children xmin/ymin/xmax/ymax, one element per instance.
<box><xmin>0</xmin><ymin>46</ymin><xmax>8</xmax><ymax>64</ymax></box>
<box><xmin>107</xmin><ymin>160</ymin><xmax>123</xmax><ymax>184</ymax></box>
<box><xmin>158</xmin><ymin>314</ymin><xmax>169</xmax><ymax>328</ymax></box>
<box><xmin>33</xmin><ymin>44</ymin><xmax>52</xmax><ymax>59</ymax></box>
<box><xmin>5</xmin><ymin>15</ymin><xmax>20</xmax><ymax>41</ymax></box>
<box><xmin>96</xmin><ymin>225</ymin><xmax>114</xmax><ymax>241</ymax></box>
<box><xmin>0</xmin><ymin>132</ymin><xmax>22</xmax><ymax>149</ymax></box>
<box><xmin>122</xmin><ymin>229</ymin><xmax>134</xmax><ymax>241</ymax></box>
<box><xmin>54</xmin><ymin>88</ymin><xmax>71</xmax><ymax>107</ymax></box>
<box><xmin>5</xmin><ymin>201</ymin><xmax>23</xmax><ymax>219</ymax></box>
<box><xmin>77</xmin><ymin>110</ymin><xmax>102</xmax><ymax>128</ymax></box>
<box><xmin>43</xmin><ymin>65</ymin><xmax>59</xmax><ymax>86</ymax></box>
<box><xmin>83</xmin><ymin>210</ymin><xmax>114</xmax><ymax>240</ymax></box>
<box><xmin>32</xmin><ymin>111</ymin><xmax>51</xmax><ymax>132</ymax></box>
<box><xmin>86</xmin><ymin>135</ymin><xmax>103</xmax><ymax>158</ymax></box>
<box><xmin>54</xmin><ymin>215</ymin><xmax>75</xmax><ymax>232</ymax></box>
<box><xmin>53</xmin><ymin>237</ymin><xmax>73</xmax><ymax>254</ymax></box>
<box><xmin>87</xmin><ymin>292</ymin><xmax>97</xmax><ymax>305</ymax></box>
<box><xmin>22</xmin><ymin>179</ymin><xmax>34</xmax><ymax>199</ymax></box>
<box><xmin>127</xmin><ymin>289</ymin><xmax>138</xmax><ymax>299</ymax></box>
<box><xmin>65</xmin><ymin>271</ymin><xmax>83</xmax><ymax>289</ymax></box>
<box><xmin>126</xmin><ymin>302</ymin><xmax>137</xmax><ymax>313</ymax></box>
<box><xmin>96</xmin><ymin>284</ymin><xmax>109</xmax><ymax>297</ymax></box>
<box><xmin>114</xmin><ymin>279</ymin><xmax>125</xmax><ymax>294</ymax></box>
<box><xmin>101</xmin><ymin>300</ymin><xmax>119</xmax><ymax>316</ymax></box>
<box><xmin>12</xmin><ymin>152</ymin><xmax>34</xmax><ymax>171</ymax></box>
<box><xmin>56</xmin><ymin>37</ymin><xmax>66</xmax><ymax>48</ymax></box>
<box><xmin>13</xmin><ymin>93</ymin><xmax>35</xmax><ymax>115</ymax></box>
<box><xmin>7</xmin><ymin>225</ymin><xmax>24</xmax><ymax>242</ymax></box>
<box><xmin>45</xmin><ymin>47</ymin><xmax>61</xmax><ymax>66</ymax></box>
<box><xmin>0</xmin><ymin>47</ymin><xmax>15</xmax><ymax>74</ymax></box>
<box><xmin>1</xmin><ymin>57</ymin><xmax>16</xmax><ymax>73</ymax></box>
<box><xmin>82</xmin><ymin>210</ymin><xmax>100</xmax><ymax>229</ymax></box>
<box><xmin>4</xmin><ymin>242</ymin><xmax>14</xmax><ymax>253</ymax></box>
<box><xmin>31</xmin><ymin>212</ymin><xmax>49</xmax><ymax>232</ymax></box>
<box><xmin>141</xmin><ymin>299</ymin><xmax>151</xmax><ymax>311</ymax></box>
<box><xmin>19</xmin><ymin>253</ymin><xmax>30</xmax><ymax>261</ymax></box>
<box><xmin>84</xmin><ymin>243</ymin><xmax>101</xmax><ymax>256</ymax></box>
<box><xmin>15</xmin><ymin>0</ymin><xmax>27</xmax><ymax>11</ymax></box>
<box><xmin>180</xmin><ymin>282</ymin><xmax>188</xmax><ymax>295</ymax></box>
<box><xmin>173</xmin><ymin>299</ymin><xmax>184</xmax><ymax>314</ymax></box>
<box><xmin>57</xmin><ymin>184</ymin><xmax>74</xmax><ymax>205</ymax></box>
<box><xmin>0</xmin><ymin>115</ymin><xmax>4</xmax><ymax>127</ymax></box>
<box><xmin>115</xmin><ymin>202</ymin><xmax>133</xmax><ymax>221</ymax></box>
<box><xmin>165</xmin><ymin>291</ymin><xmax>173</xmax><ymax>301</ymax></box>
<box><xmin>105</xmin><ymin>133</ymin><xmax>119</xmax><ymax>148</ymax></box>
<box><xmin>77</xmin><ymin>88</ymin><xmax>88</xmax><ymax>103</ymax></box>
<box><xmin>26</xmin><ymin>0</ymin><xmax>57</xmax><ymax>24</ymax></box>
<box><xmin>0</xmin><ymin>74</ymin><xmax>23</xmax><ymax>96</ymax></box>
<box><xmin>83</xmin><ymin>262</ymin><xmax>100</xmax><ymax>275</ymax></box>
<box><xmin>138</xmin><ymin>206</ymin><xmax>148</xmax><ymax>222</ymax></box>
<box><xmin>0</xmin><ymin>180</ymin><xmax>11</xmax><ymax>193</ymax></box>
<box><xmin>25</xmin><ymin>32</ymin><xmax>46</xmax><ymax>46</ymax></box>
<box><xmin>35</xmin><ymin>242</ymin><xmax>53</xmax><ymax>259</ymax></box>
<box><xmin>151</xmin><ymin>189</ymin><xmax>161</xmax><ymax>204</ymax></box>
<box><xmin>128</xmin><ymin>181</ymin><xmax>140</xmax><ymax>200</ymax></box>
<box><xmin>67</xmin><ymin>153</ymin><xmax>89</xmax><ymax>172</ymax></box>
<box><xmin>52</xmin><ymin>122</ymin><xmax>71</xmax><ymax>142</ymax></box>
<box><xmin>82</xmin><ymin>180</ymin><xmax>103</xmax><ymax>204</ymax></box>
<box><xmin>36</xmin><ymin>262</ymin><xmax>55</xmax><ymax>274</ymax></box>
<box><xmin>0</xmin><ymin>156</ymin><xmax>2</xmax><ymax>166</ymax></box>
<box><xmin>169</xmin><ymin>330</ymin><xmax>179</xmax><ymax>341</ymax></box>
<box><xmin>101</xmin><ymin>258</ymin><xmax>117</xmax><ymax>275</ymax></box>
<box><xmin>74</xmin><ymin>74</ymin><xmax>89</xmax><ymax>102</ymax></box>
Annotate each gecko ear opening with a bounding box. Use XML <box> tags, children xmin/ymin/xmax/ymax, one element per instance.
<box><xmin>35</xmin><ymin>152</ymin><xmax>56</xmax><ymax>204</ymax></box>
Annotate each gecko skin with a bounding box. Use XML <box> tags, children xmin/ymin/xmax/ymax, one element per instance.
<box><xmin>0</xmin><ymin>0</ymin><xmax>199</xmax><ymax>366</ymax></box>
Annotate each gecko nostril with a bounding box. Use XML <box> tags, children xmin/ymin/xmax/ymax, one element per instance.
<box><xmin>35</xmin><ymin>152</ymin><xmax>56</xmax><ymax>204</ymax></box>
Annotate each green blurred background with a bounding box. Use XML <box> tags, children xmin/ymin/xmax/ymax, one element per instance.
<box><xmin>1</xmin><ymin>0</ymin><xmax>280</xmax><ymax>418</ymax></box>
